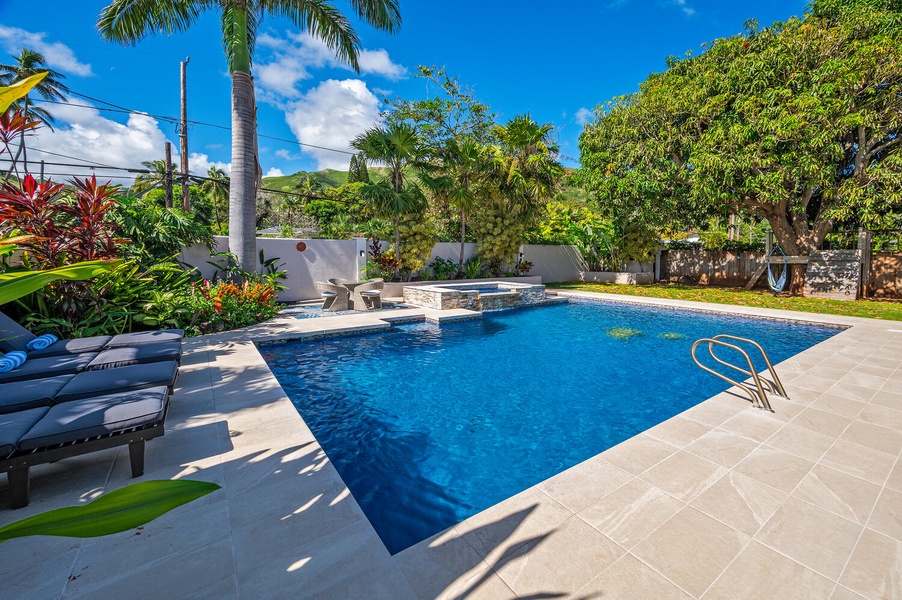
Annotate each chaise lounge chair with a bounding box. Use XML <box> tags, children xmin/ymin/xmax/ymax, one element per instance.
<box><xmin>0</xmin><ymin>361</ymin><xmax>180</xmax><ymax>507</ymax></box>
<box><xmin>0</xmin><ymin>386</ymin><xmax>171</xmax><ymax>508</ymax></box>
<box><xmin>0</xmin><ymin>311</ymin><xmax>183</xmax><ymax>358</ymax></box>
<box><xmin>0</xmin><ymin>340</ymin><xmax>182</xmax><ymax>384</ymax></box>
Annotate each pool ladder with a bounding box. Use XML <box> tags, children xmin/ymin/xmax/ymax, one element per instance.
<box><xmin>690</xmin><ymin>335</ymin><xmax>789</xmax><ymax>412</ymax></box>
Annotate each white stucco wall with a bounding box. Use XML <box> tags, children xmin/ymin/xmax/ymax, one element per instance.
<box><xmin>179</xmin><ymin>236</ymin><xmax>362</xmax><ymax>302</ymax></box>
<box><xmin>179</xmin><ymin>238</ymin><xmax>592</xmax><ymax>300</ymax></box>
<box><xmin>520</xmin><ymin>244</ymin><xmax>585</xmax><ymax>283</ymax></box>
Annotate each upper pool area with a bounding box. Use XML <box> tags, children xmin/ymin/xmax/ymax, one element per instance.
<box><xmin>259</xmin><ymin>300</ymin><xmax>841</xmax><ymax>554</ymax></box>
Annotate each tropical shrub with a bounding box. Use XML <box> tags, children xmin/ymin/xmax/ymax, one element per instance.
<box><xmin>114</xmin><ymin>195</ymin><xmax>213</xmax><ymax>269</ymax></box>
<box><xmin>470</xmin><ymin>202</ymin><xmax>525</xmax><ymax>273</ymax></box>
<box><xmin>185</xmin><ymin>279</ymin><xmax>279</xmax><ymax>336</ymax></box>
<box><xmin>396</xmin><ymin>216</ymin><xmax>436</xmax><ymax>279</ymax></box>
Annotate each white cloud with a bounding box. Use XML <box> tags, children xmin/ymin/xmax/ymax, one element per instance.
<box><xmin>0</xmin><ymin>26</ymin><xmax>93</xmax><ymax>76</ymax></box>
<box><xmin>283</xmin><ymin>79</ymin><xmax>381</xmax><ymax>170</ymax></box>
<box><xmin>255</xmin><ymin>32</ymin><xmax>406</xmax><ymax>99</ymax></box>
<box><xmin>265</xmin><ymin>167</ymin><xmax>284</xmax><ymax>177</ymax></box>
<box><xmin>357</xmin><ymin>49</ymin><xmax>407</xmax><ymax>80</ymax></box>
<box><xmin>275</xmin><ymin>149</ymin><xmax>298</xmax><ymax>160</ymax></box>
<box><xmin>671</xmin><ymin>0</ymin><xmax>695</xmax><ymax>16</ymax></box>
<box><xmin>1</xmin><ymin>101</ymin><xmax>169</xmax><ymax>184</ymax></box>
<box><xmin>188</xmin><ymin>153</ymin><xmax>231</xmax><ymax>176</ymax></box>
<box><xmin>575</xmin><ymin>107</ymin><xmax>593</xmax><ymax>125</ymax></box>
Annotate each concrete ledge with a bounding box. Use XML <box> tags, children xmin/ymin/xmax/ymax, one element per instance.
<box><xmin>579</xmin><ymin>271</ymin><xmax>654</xmax><ymax>284</ymax></box>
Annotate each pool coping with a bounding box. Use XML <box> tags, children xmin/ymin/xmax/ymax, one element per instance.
<box><xmin>2</xmin><ymin>293</ymin><xmax>900</xmax><ymax>599</ymax></box>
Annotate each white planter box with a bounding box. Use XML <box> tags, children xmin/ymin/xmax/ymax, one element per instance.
<box><xmin>579</xmin><ymin>271</ymin><xmax>654</xmax><ymax>285</ymax></box>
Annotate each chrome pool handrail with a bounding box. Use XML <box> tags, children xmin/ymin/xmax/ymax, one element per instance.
<box><xmin>690</xmin><ymin>338</ymin><xmax>774</xmax><ymax>412</ymax></box>
<box><xmin>710</xmin><ymin>334</ymin><xmax>788</xmax><ymax>398</ymax></box>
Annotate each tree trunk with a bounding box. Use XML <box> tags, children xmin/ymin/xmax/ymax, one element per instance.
<box><xmin>458</xmin><ymin>208</ymin><xmax>466</xmax><ymax>277</ymax></box>
<box><xmin>394</xmin><ymin>216</ymin><xmax>401</xmax><ymax>281</ymax></box>
<box><xmin>763</xmin><ymin>203</ymin><xmax>832</xmax><ymax>296</ymax></box>
<box><xmin>229</xmin><ymin>70</ymin><xmax>257</xmax><ymax>272</ymax></box>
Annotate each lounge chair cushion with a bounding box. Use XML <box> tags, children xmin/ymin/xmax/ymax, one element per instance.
<box><xmin>18</xmin><ymin>387</ymin><xmax>169</xmax><ymax>451</ymax></box>
<box><xmin>0</xmin><ymin>407</ymin><xmax>49</xmax><ymax>458</ymax></box>
<box><xmin>27</xmin><ymin>336</ymin><xmax>113</xmax><ymax>359</ymax></box>
<box><xmin>0</xmin><ymin>311</ymin><xmax>36</xmax><ymax>353</ymax></box>
<box><xmin>0</xmin><ymin>375</ymin><xmax>75</xmax><ymax>414</ymax></box>
<box><xmin>105</xmin><ymin>329</ymin><xmax>184</xmax><ymax>348</ymax></box>
<box><xmin>0</xmin><ymin>353</ymin><xmax>98</xmax><ymax>384</ymax></box>
<box><xmin>86</xmin><ymin>341</ymin><xmax>182</xmax><ymax>371</ymax></box>
<box><xmin>54</xmin><ymin>361</ymin><xmax>179</xmax><ymax>403</ymax></box>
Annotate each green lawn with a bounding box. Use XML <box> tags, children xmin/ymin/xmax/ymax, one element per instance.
<box><xmin>549</xmin><ymin>282</ymin><xmax>902</xmax><ymax>322</ymax></box>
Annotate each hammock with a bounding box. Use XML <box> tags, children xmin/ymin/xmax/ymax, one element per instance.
<box><xmin>767</xmin><ymin>245</ymin><xmax>787</xmax><ymax>293</ymax></box>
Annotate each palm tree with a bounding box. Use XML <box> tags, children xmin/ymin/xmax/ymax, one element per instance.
<box><xmin>491</xmin><ymin>114</ymin><xmax>563</xmax><ymax>217</ymax></box>
<box><xmin>0</xmin><ymin>48</ymin><xmax>71</xmax><ymax>173</ymax></box>
<box><xmin>130</xmin><ymin>159</ymin><xmax>171</xmax><ymax>197</ymax></box>
<box><xmin>425</xmin><ymin>137</ymin><xmax>488</xmax><ymax>276</ymax></box>
<box><xmin>351</xmin><ymin>123</ymin><xmax>426</xmax><ymax>279</ymax></box>
<box><xmin>200</xmin><ymin>166</ymin><xmax>230</xmax><ymax>232</ymax></box>
<box><xmin>97</xmin><ymin>0</ymin><xmax>401</xmax><ymax>271</ymax></box>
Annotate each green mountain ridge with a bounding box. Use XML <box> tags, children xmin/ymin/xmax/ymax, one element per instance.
<box><xmin>262</xmin><ymin>168</ymin><xmax>391</xmax><ymax>192</ymax></box>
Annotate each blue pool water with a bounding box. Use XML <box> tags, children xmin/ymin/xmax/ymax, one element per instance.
<box><xmin>260</xmin><ymin>300</ymin><xmax>840</xmax><ymax>554</ymax></box>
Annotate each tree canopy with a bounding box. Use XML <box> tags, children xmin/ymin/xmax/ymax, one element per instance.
<box><xmin>578</xmin><ymin>0</ymin><xmax>902</xmax><ymax>289</ymax></box>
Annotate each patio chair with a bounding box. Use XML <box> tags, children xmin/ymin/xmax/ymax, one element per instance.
<box><xmin>316</xmin><ymin>281</ymin><xmax>350</xmax><ymax>311</ymax></box>
<box><xmin>353</xmin><ymin>278</ymin><xmax>384</xmax><ymax>311</ymax></box>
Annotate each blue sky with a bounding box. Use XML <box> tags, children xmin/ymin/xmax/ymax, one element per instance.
<box><xmin>0</xmin><ymin>0</ymin><xmax>807</xmax><ymax>183</ymax></box>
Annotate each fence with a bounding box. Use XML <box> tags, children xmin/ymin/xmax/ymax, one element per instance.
<box><xmin>660</xmin><ymin>250</ymin><xmax>769</xmax><ymax>288</ymax></box>
<box><xmin>660</xmin><ymin>248</ymin><xmax>902</xmax><ymax>298</ymax></box>
<box><xmin>871</xmin><ymin>252</ymin><xmax>902</xmax><ymax>298</ymax></box>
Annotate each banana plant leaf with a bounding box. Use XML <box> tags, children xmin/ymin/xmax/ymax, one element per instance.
<box><xmin>0</xmin><ymin>72</ymin><xmax>48</xmax><ymax>113</ymax></box>
<box><xmin>0</xmin><ymin>236</ymin><xmax>46</xmax><ymax>257</ymax></box>
<box><xmin>0</xmin><ymin>259</ymin><xmax>121</xmax><ymax>305</ymax></box>
<box><xmin>0</xmin><ymin>480</ymin><xmax>220</xmax><ymax>543</ymax></box>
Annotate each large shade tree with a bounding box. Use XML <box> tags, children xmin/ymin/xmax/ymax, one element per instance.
<box><xmin>97</xmin><ymin>0</ymin><xmax>401</xmax><ymax>270</ymax></box>
<box><xmin>578</xmin><ymin>0</ymin><xmax>902</xmax><ymax>292</ymax></box>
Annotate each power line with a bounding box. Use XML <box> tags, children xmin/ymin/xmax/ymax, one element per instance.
<box><xmin>33</xmin><ymin>94</ymin><xmax>355</xmax><ymax>156</ymax></box>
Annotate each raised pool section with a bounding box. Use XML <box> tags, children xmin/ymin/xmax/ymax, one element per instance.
<box><xmin>402</xmin><ymin>280</ymin><xmax>546</xmax><ymax>311</ymax></box>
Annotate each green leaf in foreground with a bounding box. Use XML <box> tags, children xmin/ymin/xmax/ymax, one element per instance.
<box><xmin>0</xmin><ymin>480</ymin><xmax>220</xmax><ymax>543</ymax></box>
<box><xmin>0</xmin><ymin>259</ymin><xmax>121</xmax><ymax>306</ymax></box>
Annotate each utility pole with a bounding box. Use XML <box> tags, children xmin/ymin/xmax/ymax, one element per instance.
<box><xmin>180</xmin><ymin>57</ymin><xmax>191</xmax><ymax>213</ymax></box>
<box><xmin>164</xmin><ymin>141</ymin><xmax>173</xmax><ymax>209</ymax></box>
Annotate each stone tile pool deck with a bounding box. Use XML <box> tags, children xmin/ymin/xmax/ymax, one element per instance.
<box><xmin>1</xmin><ymin>291</ymin><xmax>901</xmax><ymax>599</ymax></box>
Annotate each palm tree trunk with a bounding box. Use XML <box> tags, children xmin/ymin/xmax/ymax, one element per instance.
<box><xmin>228</xmin><ymin>72</ymin><xmax>257</xmax><ymax>271</ymax></box>
<box><xmin>458</xmin><ymin>208</ymin><xmax>466</xmax><ymax>277</ymax></box>
<box><xmin>394</xmin><ymin>216</ymin><xmax>401</xmax><ymax>281</ymax></box>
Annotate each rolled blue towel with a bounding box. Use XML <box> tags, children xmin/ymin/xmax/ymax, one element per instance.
<box><xmin>26</xmin><ymin>333</ymin><xmax>59</xmax><ymax>351</ymax></box>
<box><xmin>0</xmin><ymin>350</ymin><xmax>27</xmax><ymax>372</ymax></box>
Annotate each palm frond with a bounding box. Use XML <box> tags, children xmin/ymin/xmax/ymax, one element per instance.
<box><xmin>348</xmin><ymin>0</ymin><xmax>402</xmax><ymax>33</ymax></box>
<box><xmin>261</xmin><ymin>0</ymin><xmax>360</xmax><ymax>69</ymax></box>
<box><xmin>98</xmin><ymin>0</ymin><xmax>202</xmax><ymax>45</ymax></box>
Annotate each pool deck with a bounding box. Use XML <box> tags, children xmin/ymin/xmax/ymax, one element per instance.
<box><xmin>1</xmin><ymin>291</ymin><xmax>901</xmax><ymax>599</ymax></box>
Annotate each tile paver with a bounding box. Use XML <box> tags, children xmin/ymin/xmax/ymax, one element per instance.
<box><xmin>2</xmin><ymin>292</ymin><xmax>901</xmax><ymax>599</ymax></box>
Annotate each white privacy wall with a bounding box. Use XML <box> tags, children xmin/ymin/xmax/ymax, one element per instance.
<box><xmin>179</xmin><ymin>238</ymin><xmax>590</xmax><ymax>300</ymax></box>
<box><xmin>179</xmin><ymin>236</ymin><xmax>363</xmax><ymax>302</ymax></box>
<box><xmin>520</xmin><ymin>244</ymin><xmax>585</xmax><ymax>283</ymax></box>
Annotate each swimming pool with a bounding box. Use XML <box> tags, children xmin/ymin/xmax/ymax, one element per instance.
<box><xmin>260</xmin><ymin>300</ymin><xmax>840</xmax><ymax>554</ymax></box>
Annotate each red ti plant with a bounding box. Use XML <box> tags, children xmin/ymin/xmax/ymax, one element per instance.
<box><xmin>0</xmin><ymin>109</ymin><xmax>41</xmax><ymax>183</ymax></box>
<box><xmin>61</xmin><ymin>175</ymin><xmax>120</xmax><ymax>261</ymax></box>
<box><xmin>0</xmin><ymin>174</ymin><xmax>65</xmax><ymax>266</ymax></box>
<box><xmin>0</xmin><ymin>174</ymin><xmax>122</xmax><ymax>267</ymax></box>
